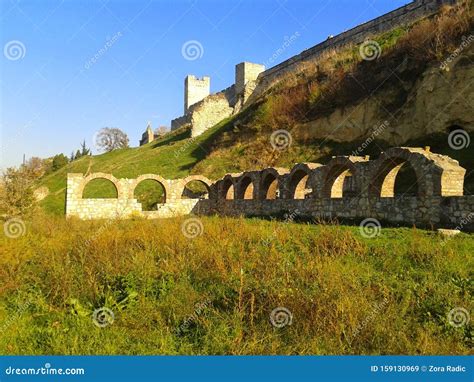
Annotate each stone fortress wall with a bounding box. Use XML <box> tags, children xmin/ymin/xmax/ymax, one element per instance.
<box><xmin>170</xmin><ymin>62</ymin><xmax>265</xmax><ymax>138</ymax></box>
<box><xmin>255</xmin><ymin>0</ymin><xmax>457</xmax><ymax>91</ymax></box>
<box><xmin>166</xmin><ymin>0</ymin><xmax>456</xmax><ymax>140</ymax></box>
<box><xmin>66</xmin><ymin>147</ymin><xmax>474</xmax><ymax>231</ymax></box>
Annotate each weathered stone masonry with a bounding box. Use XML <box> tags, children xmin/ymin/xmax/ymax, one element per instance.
<box><xmin>66</xmin><ymin>173</ymin><xmax>214</xmax><ymax>220</ymax></box>
<box><xmin>66</xmin><ymin>147</ymin><xmax>474</xmax><ymax>231</ymax></box>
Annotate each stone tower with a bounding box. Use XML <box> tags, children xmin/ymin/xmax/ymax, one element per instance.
<box><xmin>139</xmin><ymin>122</ymin><xmax>156</xmax><ymax>146</ymax></box>
<box><xmin>235</xmin><ymin>62</ymin><xmax>265</xmax><ymax>96</ymax></box>
<box><xmin>184</xmin><ymin>75</ymin><xmax>210</xmax><ymax>114</ymax></box>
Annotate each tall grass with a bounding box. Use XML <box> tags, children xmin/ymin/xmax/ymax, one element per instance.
<box><xmin>1</xmin><ymin>213</ymin><xmax>472</xmax><ymax>355</ymax></box>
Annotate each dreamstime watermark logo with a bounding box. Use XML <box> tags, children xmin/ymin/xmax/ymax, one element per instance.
<box><xmin>350</xmin><ymin>297</ymin><xmax>389</xmax><ymax>343</ymax></box>
<box><xmin>84</xmin><ymin>31</ymin><xmax>122</xmax><ymax>70</ymax></box>
<box><xmin>181</xmin><ymin>217</ymin><xmax>204</xmax><ymax>238</ymax></box>
<box><xmin>3</xmin><ymin>218</ymin><xmax>26</xmax><ymax>238</ymax></box>
<box><xmin>352</xmin><ymin>120</ymin><xmax>390</xmax><ymax>156</ymax></box>
<box><xmin>440</xmin><ymin>34</ymin><xmax>474</xmax><ymax>71</ymax></box>
<box><xmin>264</xmin><ymin>31</ymin><xmax>300</xmax><ymax>67</ymax></box>
<box><xmin>0</xmin><ymin>300</ymin><xmax>32</xmax><ymax>333</ymax></box>
<box><xmin>359</xmin><ymin>218</ymin><xmax>381</xmax><ymax>238</ymax></box>
<box><xmin>270</xmin><ymin>129</ymin><xmax>292</xmax><ymax>151</ymax></box>
<box><xmin>359</xmin><ymin>40</ymin><xmax>381</xmax><ymax>61</ymax></box>
<box><xmin>270</xmin><ymin>307</ymin><xmax>293</xmax><ymax>328</ymax></box>
<box><xmin>181</xmin><ymin>40</ymin><xmax>204</xmax><ymax>61</ymax></box>
<box><xmin>440</xmin><ymin>212</ymin><xmax>473</xmax><ymax>246</ymax></box>
<box><xmin>448</xmin><ymin>129</ymin><xmax>470</xmax><ymax>150</ymax></box>
<box><xmin>92</xmin><ymin>307</ymin><xmax>115</xmax><ymax>328</ymax></box>
<box><xmin>175</xmin><ymin>299</ymin><xmax>213</xmax><ymax>335</ymax></box>
<box><xmin>3</xmin><ymin>40</ymin><xmax>26</xmax><ymax>61</ymax></box>
<box><xmin>5</xmin><ymin>363</ymin><xmax>85</xmax><ymax>376</ymax></box>
<box><xmin>283</xmin><ymin>209</ymin><xmax>300</xmax><ymax>223</ymax></box>
<box><xmin>447</xmin><ymin>307</ymin><xmax>470</xmax><ymax>328</ymax></box>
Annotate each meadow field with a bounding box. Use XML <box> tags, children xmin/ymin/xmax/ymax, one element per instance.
<box><xmin>1</xmin><ymin>214</ymin><xmax>472</xmax><ymax>355</ymax></box>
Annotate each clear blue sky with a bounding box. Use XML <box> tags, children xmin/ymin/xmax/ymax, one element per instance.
<box><xmin>1</xmin><ymin>0</ymin><xmax>409</xmax><ymax>168</ymax></box>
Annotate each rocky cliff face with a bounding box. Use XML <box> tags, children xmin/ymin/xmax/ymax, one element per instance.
<box><xmin>293</xmin><ymin>44</ymin><xmax>473</xmax><ymax>145</ymax></box>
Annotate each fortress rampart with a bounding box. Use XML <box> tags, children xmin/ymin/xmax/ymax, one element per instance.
<box><xmin>257</xmin><ymin>0</ymin><xmax>457</xmax><ymax>88</ymax></box>
<box><xmin>163</xmin><ymin>0</ymin><xmax>457</xmax><ymax>142</ymax></box>
<box><xmin>66</xmin><ymin>147</ymin><xmax>474</xmax><ymax>231</ymax></box>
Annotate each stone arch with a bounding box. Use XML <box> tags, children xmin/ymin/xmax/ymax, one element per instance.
<box><xmin>260</xmin><ymin>170</ymin><xmax>278</xmax><ymax>200</ymax></box>
<box><xmin>181</xmin><ymin>175</ymin><xmax>212</xmax><ymax>199</ymax></box>
<box><xmin>285</xmin><ymin>163</ymin><xmax>321</xmax><ymax>199</ymax></box>
<box><xmin>235</xmin><ymin>174</ymin><xmax>256</xmax><ymax>200</ymax></box>
<box><xmin>130</xmin><ymin>174</ymin><xmax>170</xmax><ymax>202</ymax></box>
<box><xmin>258</xmin><ymin>167</ymin><xmax>288</xmax><ymax>200</ymax></box>
<box><xmin>319</xmin><ymin>156</ymin><xmax>366</xmax><ymax>198</ymax></box>
<box><xmin>219</xmin><ymin>175</ymin><xmax>236</xmax><ymax>200</ymax></box>
<box><xmin>80</xmin><ymin>173</ymin><xmax>120</xmax><ymax>199</ymax></box>
<box><xmin>368</xmin><ymin>147</ymin><xmax>465</xmax><ymax>197</ymax></box>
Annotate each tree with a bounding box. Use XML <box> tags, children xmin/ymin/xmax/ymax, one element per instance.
<box><xmin>80</xmin><ymin>140</ymin><xmax>90</xmax><ymax>156</ymax></box>
<box><xmin>52</xmin><ymin>154</ymin><xmax>69</xmax><ymax>171</ymax></box>
<box><xmin>95</xmin><ymin>127</ymin><xmax>129</xmax><ymax>152</ymax></box>
<box><xmin>24</xmin><ymin>157</ymin><xmax>46</xmax><ymax>178</ymax></box>
<box><xmin>75</xmin><ymin>150</ymin><xmax>81</xmax><ymax>160</ymax></box>
<box><xmin>0</xmin><ymin>166</ymin><xmax>37</xmax><ymax>216</ymax></box>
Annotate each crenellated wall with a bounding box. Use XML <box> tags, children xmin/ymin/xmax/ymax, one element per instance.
<box><xmin>66</xmin><ymin>147</ymin><xmax>473</xmax><ymax>231</ymax></box>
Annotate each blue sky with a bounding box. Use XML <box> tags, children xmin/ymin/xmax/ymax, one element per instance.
<box><xmin>1</xmin><ymin>0</ymin><xmax>409</xmax><ymax>168</ymax></box>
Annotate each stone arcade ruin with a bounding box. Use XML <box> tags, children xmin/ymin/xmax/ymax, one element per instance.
<box><xmin>66</xmin><ymin>147</ymin><xmax>473</xmax><ymax>230</ymax></box>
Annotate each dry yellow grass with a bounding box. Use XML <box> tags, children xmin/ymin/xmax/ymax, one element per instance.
<box><xmin>0</xmin><ymin>213</ymin><xmax>472</xmax><ymax>355</ymax></box>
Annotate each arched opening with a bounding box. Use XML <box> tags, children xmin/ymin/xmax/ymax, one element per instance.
<box><xmin>371</xmin><ymin>159</ymin><xmax>420</xmax><ymax>197</ymax></box>
<box><xmin>323</xmin><ymin>166</ymin><xmax>355</xmax><ymax>198</ymax></box>
<box><xmin>134</xmin><ymin>179</ymin><xmax>166</xmax><ymax>211</ymax></box>
<box><xmin>239</xmin><ymin>177</ymin><xmax>254</xmax><ymax>200</ymax></box>
<box><xmin>289</xmin><ymin>170</ymin><xmax>310</xmax><ymax>199</ymax></box>
<box><xmin>182</xmin><ymin>180</ymin><xmax>209</xmax><ymax>199</ymax></box>
<box><xmin>82</xmin><ymin>178</ymin><xmax>118</xmax><ymax>198</ymax></box>
<box><xmin>221</xmin><ymin>179</ymin><xmax>234</xmax><ymax>200</ymax></box>
<box><xmin>393</xmin><ymin>162</ymin><xmax>419</xmax><ymax>196</ymax></box>
<box><xmin>261</xmin><ymin>173</ymin><xmax>278</xmax><ymax>199</ymax></box>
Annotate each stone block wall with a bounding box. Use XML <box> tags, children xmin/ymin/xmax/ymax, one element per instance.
<box><xmin>66</xmin><ymin>173</ymin><xmax>213</xmax><ymax>220</ymax></box>
<box><xmin>171</xmin><ymin>85</ymin><xmax>236</xmax><ymax>135</ymax></box>
<box><xmin>66</xmin><ymin>147</ymin><xmax>473</xmax><ymax>231</ymax></box>
<box><xmin>255</xmin><ymin>0</ymin><xmax>457</xmax><ymax>93</ymax></box>
<box><xmin>190</xmin><ymin>86</ymin><xmax>236</xmax><ymax>137</ymax></box>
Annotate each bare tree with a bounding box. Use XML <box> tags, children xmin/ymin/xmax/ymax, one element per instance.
<box><xmin>155</xmin><ymin>126</ymin><xmax>169</xmax><ymax>136</ymax></box>
<box><xmin>95</xmin><ymin>127</ymin><xmax>129</xmax><ymax>152</ymax></box>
